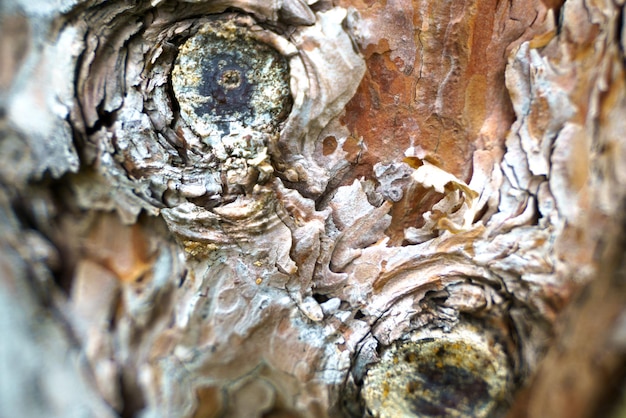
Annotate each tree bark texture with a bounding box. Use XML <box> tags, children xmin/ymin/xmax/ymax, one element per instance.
<box><xmin>0</xmin><ymin>0</ymin><xmax>625</xmax><ymax>417</ymax></box>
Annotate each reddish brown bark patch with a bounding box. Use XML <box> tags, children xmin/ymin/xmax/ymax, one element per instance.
<box><xmin>322</xmin><ymin>135</ymin><xmax>338</xmax><ymax>156</ymax></box>
<box><xmin>336</xmin><ymin>0</ymin><xmax>551</xmax><ymax>185</ymax></box>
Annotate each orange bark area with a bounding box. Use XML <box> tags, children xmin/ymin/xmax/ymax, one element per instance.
<box><xmin>336</xmin><ymin>0</ymin><xmax>550</xmax><ymax>184</ymax></box>
<box><xmin>193</xmin><ymin>386</ymin><xmax>223</xmax><ymax>418</ymax></box>
<box><xmin>84</xmin><ymin>212</ymin><xmax>156</xmax><ymax>284</ymax></box>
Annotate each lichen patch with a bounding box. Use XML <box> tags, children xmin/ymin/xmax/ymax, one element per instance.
<box><xmin>172</xmin><ymin>20</ymin><xmax>292</xmax><ymax>140</ymax></box>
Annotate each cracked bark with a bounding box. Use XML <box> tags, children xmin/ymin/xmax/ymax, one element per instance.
<box><xmin>0</xmin><ymin>0</ymin><xmax>625</xmax><ymax>417</ymax></box>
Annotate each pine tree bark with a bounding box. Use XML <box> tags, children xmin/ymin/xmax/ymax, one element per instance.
<box><xmin>1</xmin><ymin>0</ymin><xmax>625</xmax><ymax>417</ymax></box>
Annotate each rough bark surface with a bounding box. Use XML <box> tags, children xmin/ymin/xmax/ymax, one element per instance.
<box><xmin>0</xmin><ymin>0</ymin><xmax>625</xmax><ymax>417</ymax></box>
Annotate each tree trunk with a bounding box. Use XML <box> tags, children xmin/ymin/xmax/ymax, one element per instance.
<box><xmin>1</xmin><ymin>0</ymin><xmax>625</xmax><ymax>417</ymax></box>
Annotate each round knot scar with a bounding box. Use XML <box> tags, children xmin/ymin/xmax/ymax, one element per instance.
<box><xmin>171</xmin><ymin>20</ymin><xmax>292</xmax><ymax>138</ymax></box>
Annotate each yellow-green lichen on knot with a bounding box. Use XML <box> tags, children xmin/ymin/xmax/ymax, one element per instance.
<box><xmin>172</xmin><ymin>18</ymin><xmax>292</xmax><ymax>139</ymax></box>
<box><xmin>362</xmin><ymin>324</ymin><xmax>512</xmax><ymax>418</ymax></box>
